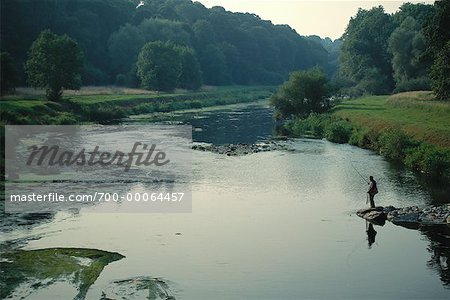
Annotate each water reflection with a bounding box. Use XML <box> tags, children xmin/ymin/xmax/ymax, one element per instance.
<box><xmin>384</xmin><ymin>156</ymin><xmax>449</xmax><ymax>206</ymax></box>
<box><xmin>189</xmin><ymin>103</ymin><xmax>275</xmax><ymax>144</ymax></box>
<box><xmin>420</xmin><ymin>225</ymin><xmax>450</xmax><ymax>288</ymax></box>
<box><xmin>366</xmin><ymin>221</ymin><xmax>377</xmax><ymax>248</ymax></box>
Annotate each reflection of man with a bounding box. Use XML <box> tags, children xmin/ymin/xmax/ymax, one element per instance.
<box><xmin>366</xmin><ymin>222</ymin><xmax>377</xmax><ymax>248</ymax></box>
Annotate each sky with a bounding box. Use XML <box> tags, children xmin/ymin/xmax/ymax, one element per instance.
<box><xmin>196</xmin><ymin>0</ymin><xmax>435</xmax><ymax>40</ymax></box>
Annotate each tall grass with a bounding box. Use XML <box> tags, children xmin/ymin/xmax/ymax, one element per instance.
<box><xmin>333</xmin><ymin>92</ymin><xmax>450</xmax><ymax>148</ymax></box>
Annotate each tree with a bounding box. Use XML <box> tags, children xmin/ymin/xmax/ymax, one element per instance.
<box><xmin>192</xmin><ymin>19</ymin><xmax>216</xmax><ymax>47</ymax></box>
<box><xmin>138</xmin><ymin>18</ymin><xmax>191</xmax><ymax>46</ymax></box>
<box><xmin>270</xmin><ymin>67</ymin><xmax>330</xmax><ymax>119</ymax></box>
<box><xmin>177</xmin><ymin>46</ymin><xmax>202</xmax><ymax>90</ymax></box>
<box><xmin>1</xmin><ymin>52</ymin><xmax>18</xmax><ymax>95</ymax></box>
<box><xmin>108</xmin><ymin>23</ymin><xmax>144</xmax><ymax>75</ymax></box>
<box><xmin>136</xmin><ymin>41</ymin><xmax>202</xmax><ymax>91</ymax></box>
<box><xmin>136</xmin><ymin>41</ymin><xmax>182</xmax><ymax>92</ymax></box>
<box><xmin>392</xmin><ymin>2</ymin><xmax>435</xmax><ymax>26</ymax></box>
<box><xmin>3</xmin><ymin>0</ymin><xmax>334</xmax><ymax>87</ymax></box>
<box><xmin>430</xmin><ymin>41</ymin><xmax>450</xmax><ymax>100</ymax></box>
<box><xmin>388</xmin><ymin>17</ymin><xmax>430</xmax><ymax>92</ymax></box>
<box><xmin>339</xmin><ymin>6</ymin><xmax>395</xmax><ymax>94</ymax></box>
<box><xmin>423</xmin><ymin>0</ymin><xmax>450</xmax><ymax>100</ymax></box>
<box><xmin>24</xmin><ymin>30</ymin><xmax>83</xmax><ymax>101</ymax></box>
<box><xmin>198</xmin><ymin>44</ymin><xmax>230</xmax><ymax>85</ymax></box>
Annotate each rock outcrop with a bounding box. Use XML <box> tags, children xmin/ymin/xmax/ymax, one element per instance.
<box><xmin>356</xmin><ymin>207</ymin><xmax>387</xmax><ymax>225</ymax></box>
<box><xmin>357</xmin><ymin>204</ymin><xmax>450</xmax><ymax>228</ymax></box>
<box><xmin>192</xmin><ymin>141</ymin><xmax>292</xmax><ymax>156</ymax></box>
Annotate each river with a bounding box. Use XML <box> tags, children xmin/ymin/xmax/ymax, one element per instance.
<box><xmin>1</xmin><ymin>100</ymin><xmax>449</xmax><ymax>299</ymax></box>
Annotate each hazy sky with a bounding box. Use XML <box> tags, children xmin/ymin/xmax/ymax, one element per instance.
<box><xmin>196</xmin><ymin>0</ymin><xmax>435</xmax><ymax>40</ymax></box>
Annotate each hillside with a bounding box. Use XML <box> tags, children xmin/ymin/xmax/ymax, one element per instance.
<box><xmin>1</xmin><ymin>0</ymin><xmax>338</xmax><ymax>87</ymax></box>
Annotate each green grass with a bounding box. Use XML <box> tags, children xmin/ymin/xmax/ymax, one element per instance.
<box><xmin>0</xmin><ymin>86</ymin><xmax>276</xmax><ymax>124</ymax></box>
<box><xmin>332</xmin><ymin>91</ymin><xmax>450</xmax><ymax>148</ymax></box>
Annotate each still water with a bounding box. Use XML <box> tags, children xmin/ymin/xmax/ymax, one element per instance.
<box><xmin>2</xmin><ymin>101</ymin><xmax>449</xmax><ymax>299</ymax></box>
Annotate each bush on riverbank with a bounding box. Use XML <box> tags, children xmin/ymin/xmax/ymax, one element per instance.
<box><xmin>378</xmin><ymin>128</ymin><xmax>418</xmax><ymax>161</ymax></box>
<box><xmin>285</xmin><ymin>114</ymin><xmax>352</xmax><ymax>144</ymax></box>
<box><xmin>324</xmin><ymin>120</ymin><xmax>353</xmax><ymax>143</ymax></box>
<box><xmin>405</xmin><ymin>144</ymin><xmax>450</xmax><ymax>179</ymax></box>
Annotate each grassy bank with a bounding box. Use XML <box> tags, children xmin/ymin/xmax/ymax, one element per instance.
<box><xmin>334</xmin><ymin>92</ymin><xmax>450</xmax><ymax>148</ymax></box>
<box><xmin>0</xmin><ymin>86</ymin><xmax>275</xmax><ymax>124</ymax></box>
<box><xmin>284</xmin><ymin>91</ymin><xmax>450</xmax><ymax>182</ymax></box>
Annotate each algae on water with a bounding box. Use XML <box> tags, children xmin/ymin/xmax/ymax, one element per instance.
<box><xmin>0</xmin><ymin>247</ymin><xmax>124</xmax><ymax>300</ymax></box>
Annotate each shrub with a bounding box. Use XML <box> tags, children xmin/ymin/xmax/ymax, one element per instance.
<box><xmin>286</xmin><ymin>118</ymin><xmax>309</xmax><ymax>137</ymax></box>
<box><xmin>89</xmin><ymin>106</ymin><xmax>126</xmax><ymax>122</ymax></box>
<box><xmin>348</xmin><ymin>127</ymin><xmax>376</xmax><ymax>148</ymax></box>
<box><xmin>324</xmin><ymin>120</ymin><xmax>352</xmax><ymax>143</ymax></box>
<box><xmin>132</xmin><ymin>103</ymin><xmax>156</xmax><ymax>114</ymax></box>
<box><xmin>49</xmin><ymin>113</ymin><xmax>78</xmax><ymax>125</ymax></box>
<box><xmin>405</xmin><ymin>144</ymin><xmax>450</xmax><ymax>180</ymax></box>
<box><xmin>378</xmin><ymin>128</ymin><xmax>417</xmax><ymax>161</ymax></box>
<box><xmin>285</xmin><ymin>114</ymin><xmax>330</xmax><ymax>137</ymax></box>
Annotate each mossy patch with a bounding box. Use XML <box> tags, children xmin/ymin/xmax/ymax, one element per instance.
<box><xmin>0</xmin><ymin>247</ymin><xmax>124</xmax><ymax>299</ymax></box>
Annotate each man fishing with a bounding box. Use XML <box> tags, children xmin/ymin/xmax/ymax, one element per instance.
<box><xmin>367</xmin><ymin>176</ymin><xmax>378</xmax><ymax>208</ymax></box>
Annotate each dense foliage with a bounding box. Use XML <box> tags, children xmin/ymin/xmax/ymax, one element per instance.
<box><xmin>339</xmin><ymin>6</ymin><xmax>396</xmax><ymax>95</ymax></box>
<box><xmin>270</xmin><ymin>68</ymin><xmax>330</xmax><ymax>119</ymax></box>
<box><xmin>1</xmin><ymin>0</ymin><xmax>337</xmax><ymax>89</ymax></box>
<box><xmin>0</xmin><ymin>52</ymin><xmax>18</xmax><ymax>94</ymax></box>
<box><xmin>338</xmin><ymin>2</ymin><xmax>448</xmax><ymax>97</ymax></box>
<box><xmin>24</xmin><ymin>30</ymin><xmax>83</xmax><ymax>101</ymax></box>
<box><xmin>423</xmin><ymin>0</ymin><xmax>450</xmax><ymax>100</ymax></box>
<box><xmin>388</xmin><ymin>16</ymin><xmax>430</xmax><ymax>92</ymax></box>
<box><xmin>136</xmin><ymin>41</ymin><xmax>201</xmax><ymax>91</ymax></box>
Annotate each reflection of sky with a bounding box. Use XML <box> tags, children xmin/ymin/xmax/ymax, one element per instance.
<box><xmin>198</xmin><ymin>0</ymin><xmax>435</xmax><ymax>39</ymax></box>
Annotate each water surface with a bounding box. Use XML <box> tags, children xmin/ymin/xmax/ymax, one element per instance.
<box><xmin>2</xmin><ymin>101</ymin><xmax>449</xmax><ymax>299</ymax></box>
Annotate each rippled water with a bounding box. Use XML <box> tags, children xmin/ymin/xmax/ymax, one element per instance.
<box><xmin>2</xmin><ymin>101</ymin><xmax>449</xmax><ymax>299</ymax></box>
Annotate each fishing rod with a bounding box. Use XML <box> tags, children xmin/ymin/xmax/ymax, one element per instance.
<box><xmin>349</xmin><ymin>160</ymin><xmax>370</xmax><ymax>204</ymax></box>
<box><xmin>349</xmin><ymin>160</ymin><xmax>369</xmax><ymax>184</ymax></box>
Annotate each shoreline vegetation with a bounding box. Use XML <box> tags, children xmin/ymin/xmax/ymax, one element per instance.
<box><xmin>282</xmin><ymin>91</ymin><xmax>450</xmax><ymax>184</ymax></box>
<box><xmin>0</xmin><ymin>86</ymin><xmax>275</xmax><ymax>125</ymax></box>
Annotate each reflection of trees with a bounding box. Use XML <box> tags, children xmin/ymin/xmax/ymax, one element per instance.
<box><xmin>385</xmin><ymin>162</ymin><xmax>450</xmax><ymax>206</ymax></box>
<box><xmin>420</xmin><ymin>225</ymin><xmax>450</xmax><ymax>287</ymax></box>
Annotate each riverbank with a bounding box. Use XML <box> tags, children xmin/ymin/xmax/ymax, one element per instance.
<box><xmin>283</xmin><ymin>91</ymin><xmax>450</xmax><ymax>183</ymax></box>
<box><xmin>0</xmin><ymin>86</ymin><xmax>276</xmax><ymax>124</ymax></box>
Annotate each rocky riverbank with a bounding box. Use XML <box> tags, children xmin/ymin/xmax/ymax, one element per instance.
<box><xmin>192</xmin><ymin>140</ymin><xmax>292</xmax><ymax>156</ymax></box>
<box><xmin>357</xmin><ymin>204</ymin><xmax>450</xmax><ymax>228</ymax></box>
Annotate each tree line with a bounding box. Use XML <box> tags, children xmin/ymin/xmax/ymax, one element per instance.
<box><xmin>0</xmin><ymin>0</ymin><xmax>338</xmax><ymax>96</ymax></box>
<box><xmin>338</xmin><ymin>1</ymin><xmax>449</xmax><ymax>100</ymax></box>
<box><xmin>271</xmin><ymin>1</ymin><xmax>448</xmax><ymax>122</ymax></box>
